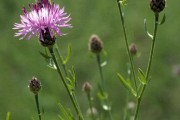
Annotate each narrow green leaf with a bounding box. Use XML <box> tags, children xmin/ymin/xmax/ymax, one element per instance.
<box><xmin>159</xmin><ymin>14</ymin><xmax>166</xmax><ymax>25</ymax></box>
<box><xmin>137</xmin><ymin>83</ymin><xmax>143</xmax><ymax>97</ymax></box>
<box><xmin>39</xmin><ymin>51</ymin><xmax>51</xmax><ymax>59</ymax></box>
<box><xmin>138</xmin><ymin>68</ymin><xmax>147</xmax><ymax>85</ymax></box>
<box><xmin>66</xmin><ymin>77</ymin><xmax>72</xmax><ymax>84</ymax></box>
<box><xmin>117</xmin><ymin>73</ymin><xmax>137</xmax><ymax>97</ymax></box>
<box><xmin>71</xmin><ymin>66</ymin><xmax>77</xmax><ymax>88</ymax></box>
<box><xmin>97</xmin><ymin>84</ymin><xmax>110</xmax><ymax>111</ymax></box>
<box><xmin>97</xmin><ymin>84</ymin><xmax>106</xmax><ymax>100</ymax></box>
<box><xmin>68</xmin><ymin>85</ymin><xmax>74</xmax><ymax>93</ymax></box>
<box><xmin>58</xmin><ymin>115</ymin><xmax>65</xmax><ymax>120</ymax></box>
<box><xmin>71</xmin><ymin>66</ymin><xmax>76</xmax><ymax>82</ymax></box>
<box><xmin>69</xmin><ymin>67</ymin><xmax>77</xmax><ymax>87</ymax></box>
<box><xmin>58</xmin><ymin>103</ymin><xmax>74</xmax><ymax>120</ymax></box>
<box><xmin>63</xmin><ymin>44</ymin><xmax>72</xmax><ymax>64</ymax></box>
<box><xmin>66</xmin><ymin>78</ymin><xmax>74</xmax><ymax>92</ymax></box>
<box><xmin>103</xmin><ymin>49</ymin><xmax>108</xmax><ymax>57</ymax></box>
<box><xmin>144</xmin><ymin>19</ymin><xmax>153</xmax><ymax>39</ymax></box>
<box><xmin>6</xmin><ymin>112</ymin><xmax>10</xmax><ymax>120</ymax></box>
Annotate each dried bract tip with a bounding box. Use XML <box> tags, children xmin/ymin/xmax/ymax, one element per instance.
<box><xmin>150</xmin><ymin>0</ymin><xmax>166</xmax><ymax>13</ymax></box>
<box><xmin>129</xmin><ymin>43</ymin><xmax>137</xmax><ymax>55</ymax></box>
<box><xmin>29</xmin><ymin>77</ymin><xmax>41</xmax><ymax>94</ymax></box>
<box><xmin>89</xmin><ymin>34</ymin><xmax>103</xmax><ymax>54</ymax></box>
<box><xmin>82</xmin><ymin>82</ymin><xmax>92</xmax><ymax>93</ymax></box>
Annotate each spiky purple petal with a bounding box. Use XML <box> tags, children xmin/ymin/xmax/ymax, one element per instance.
<box><xmin>13</xmin><ymin>1</ymin><xmax>72</xmax><ymax>40</ymax></box>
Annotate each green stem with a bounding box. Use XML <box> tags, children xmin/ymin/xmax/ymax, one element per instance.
<box><xmin>134</xmin><ymin>13</ymin><xmax>159</xmax><ymax>120</ymax></box>
<box><xmin>87</xmin><ymin>92</ymin><xmax>96</xmax><ymax>120</ymax></box>
<box><xmin>48</xmin><ymin>46</ymin><xmax>84</xmax><ymax>120</ymax></box>
<box><xmin>96</xmin><ymin>54</ymin><xmax>113</xmax><ymax>120</ymax></box>
<box><xmin>35</xmin><ymin>94</ymin><xmax>41</xmax><ymax>120</ymax></box>
<box><xmin>54</xmin><ymin>44</ymin><xmax>83</xmax><ymax>119</ymax></box>
<box><xmin>117</xmin><ymin>0</ymin><xmax>137</xmax><ymax>93</ymax></box>
<box><xmin>96</xmin><ymin>54</ymin><xmax>105</xmax><ymax>91</ymax></box>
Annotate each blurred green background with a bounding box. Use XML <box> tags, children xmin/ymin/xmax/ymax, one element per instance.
<box><xmin>0</xmin><ymin>0</ymin><xmax>180</xmax><ymax>120</ymax></box>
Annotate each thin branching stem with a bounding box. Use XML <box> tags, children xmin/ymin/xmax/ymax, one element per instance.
<box><xmin>48</xmin><ymin>46</ymin><xmax>84</xmax><ymax>120</ymax></box>
<box><xmin>54</xmin><ymin>43</ymin><xmax>83</xmax><ymax>115</ymax></box>
<box><xmin>35</xmin><ymin>94</ymin><xmax>41</xmax><ymax>120</ymax></box>
<box><xmin>117</xmin><ymin>0</ymin><xmax>137</xmax><ymax>93</ymax></box>
<box><xmin>134</xmin><ymin>13</ymin><xmax>159</xmax><ymax>120</ymax></box>
<box><xmin>96</xmin><ymin>54</ymin><xmax>105</xmax><ymax>91</ymax></box>
<box><xmin>54</xmin><ymin>44</ymin><xmax>83</xmax><ymax>119</ymax></box>
<box><xmin>96</xmin><ymin>54</ymin><xmax>113</xmax><ymax>120</ymax></box>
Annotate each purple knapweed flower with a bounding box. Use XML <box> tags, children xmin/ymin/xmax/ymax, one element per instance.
<box><xmin>13</xmin><ymin>0</ymin><xmax>71</xmax><ymax>46</ymax></box>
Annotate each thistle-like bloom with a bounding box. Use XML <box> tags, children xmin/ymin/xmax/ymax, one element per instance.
<box><xmin>13</xmin><ymin>0</ymin><xmax>71</xmax><ymax>45</ymax></box>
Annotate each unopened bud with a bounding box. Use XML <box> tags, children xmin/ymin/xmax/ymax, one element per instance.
<box><xmin>150</xmin><ymin>0</ymin><xmax>166</xmax><ymax>13</ymax></box>
<box><xmin>89</xmin><ymin>34</ymin><xmax>103</xmax><ymax>54</ymax></box>
<box><xmin>29</xmin><ymin>77</ymin><xmax>41</xmax><ymax>94</ymax></box>
<box><xmin>82</xmin><ymin>82</ymin><xmax>92</xmax><ymax>93</ymax></box>
<box><xmin>129</xmin><ymin>43</ymin><xmax>137</xmax><ymax>55</ymax></box>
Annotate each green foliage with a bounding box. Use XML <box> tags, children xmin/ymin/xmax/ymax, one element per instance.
<box><xmin>159</xmin><ymin>14</ymin><xmax>166</xmax><ymax>25</ymax></box>
<box><xmin>138</xmin><ymin>68</ymin><xmax>147</xmax><ymax>85</ymax></box>
<box><xmin>117</xmin><ymin>73</ymin><xmax>137</xmax><ymax>97</ymax></box>
<box><xmin>1</xmin><ymin>0</ymin><xmax>180</xmax><ymax>120</ymax></box>
<box><xmin>6</xmin><ymin>112</ymin><xmax>10</xmax><ymax>120</ymax></box>
<box><xmin>97</xmin><ymin>85</ymin><xmax>111</xmax><ymax>111</ymax></box>
<box><xmin>58</xmin><ymin>103</ymin><xmax>75</xmax><ymax>120</ymax></box>
<box><xmin>66</xmin><ymin>66</ymin><xmax>77</xmax><ymax>93</ymax></box>
<box><xmin>55</xmin><ymin>44</ymin><xmax>72</xmax><ymax>65</ymax></box>
<box><xmin>144</xmin><ymin>19</ymin><xmax>153</xmax><ymax>39</ymax></box>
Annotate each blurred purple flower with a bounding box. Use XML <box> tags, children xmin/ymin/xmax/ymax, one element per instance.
<box><xmin>13</xmin><ymin>0</ymin><xmax>72</xmax><ymax>40</ymax></box>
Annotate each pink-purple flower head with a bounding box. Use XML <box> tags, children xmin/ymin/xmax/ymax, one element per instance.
<box><xmin>13</xmin><ymin>0</ymin><xmax>72</xmax><ymax>46</ymax></box>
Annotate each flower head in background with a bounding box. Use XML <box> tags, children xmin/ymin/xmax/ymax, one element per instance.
<box><xmin>29</xmin><ymin>76</ymin><xmax>41</xmax><ymax>94</ymax></box>
<box><xmin>13</xmin><ymin>0</ymin><xmax>72</xmax><ymax>46</ymax></box>
<box><xmin>88</xmin><ymin>34</ymin><xmax>103</xmax><ymax>54</ymax></box>
<box><xmin>82</xmin><ymin>82</ymin><xmax>92</xmax><ymax>94</ymax></box>
<box><xmin>129</xmin><ymin>43</ymin><xmax>137</xmax><ymax>56</ymax></box>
